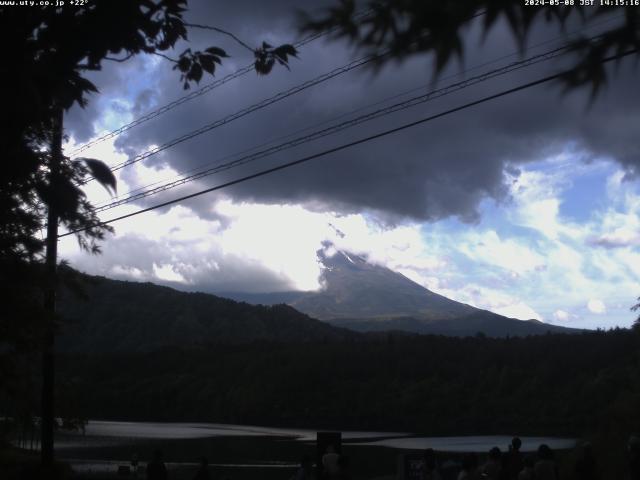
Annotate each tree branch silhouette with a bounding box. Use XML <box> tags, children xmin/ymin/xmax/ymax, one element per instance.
<box><xmin>184</xmin><ymin>22</ymin><xmax>255</xmax><ymax>52</ymax></box>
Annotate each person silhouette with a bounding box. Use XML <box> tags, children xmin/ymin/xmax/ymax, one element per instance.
<box><xmin>322</xmin><ymin>445</ymin><xmax>340</xmax><ymax>479</ymax></box>
<box><xmin>505</xmin><ymin>438</ymin><xmax>523</xmax><ymax>480</ymax></box>
<box><xmin>481</xmin><ymin>447</ymin><xmax>502</xmax><ymax>480</ymax></box>
<box><xmin>517</xmin><ymin>456</ymin><xmax>534</xmax><ymax>480</ymax></box>
<box><xmin>534</xmin><ymin>444</ymin><xmax>558</xmax><ymax>480</ymax></box>
<box><xmin>147</xmin><ymin>449</ymin><xmax>168</xmax><ymax>480</ymax></box>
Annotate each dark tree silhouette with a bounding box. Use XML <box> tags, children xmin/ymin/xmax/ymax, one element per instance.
<box><xmin>0</xmin><ymin>0</ymin><xmax>297</xmax><ymax>268</ymax></box>
<box><xmin>632</xmin><ymin>297</ymin><xmax>640</xmax><ymax>331</ymax></box>
<box><xmin>0</xmin><ymin>0</ymin><xmax>297</xmax><ymax>471</ymax></box>
<box><xmin>300</xmin><ymin>1</ymin><xmax>640</xmax><ymax>96</ymax></box>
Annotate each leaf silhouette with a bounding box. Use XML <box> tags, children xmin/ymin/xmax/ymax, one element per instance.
<box><xmin>274</xmin><ymin>44</ymin><xmax>298</xmax><ymax>58</ymax></box>
<box><xmin>200</xmin><ymin>55</ymin><xmax>216</xmax><ymax>74</ymax></box>
<box><xmin>80</xmin><ymin>158</ymin><xmax>117</xmax><ymax>195</ymax></box>
<box><xmin>176</xmin><ymin>56</ymin><xmax>190</xmax><ymax>72</ymax></box>
<box><xmin>190</xmin><ymin>62</ymin><xmax>203</xmax><ymax>82</ymax></box>
<box><xmin>205</xmin><ymin>46</ymin><xmax>228</xmax><ymax>57</ymax></box>
<box><xmin>254</xmin><ymin>43</ymin><xmax>298</xmax><ymax>75</ymax></box>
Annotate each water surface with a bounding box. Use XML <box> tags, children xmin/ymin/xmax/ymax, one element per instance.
<box><xmin>55</xmin><ymin>420</ymin><xmax>575</xmax><ymax>479</ymax></box>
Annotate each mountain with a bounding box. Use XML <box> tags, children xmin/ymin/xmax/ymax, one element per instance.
<box><xmin>56</xmin><ymin>272</ymin><xmax>356</xmax><ymax>353</ymax></box>
<box><xmin>221</xmin><ymin>249</ymin><xmax>579</xmax><ymax>337</ymax></box>
<box><xmin>291</xmin><ymin>249</ymin><xmax>475</xmax><ymax>319</ymax></box>
<box><xmin>57</xmin><ymin>248</ymin><xmax>578</xmax><ymax>353</ymax></box>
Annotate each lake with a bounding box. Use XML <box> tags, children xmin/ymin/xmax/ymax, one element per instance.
<box><xmin>54</xmin><ymin>420</ymin><xmax>576</xmax><ymax>479</ymax></box>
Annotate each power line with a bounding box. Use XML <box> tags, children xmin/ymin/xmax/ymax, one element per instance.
<box><xmin>94</xmin><ymin>12</ymin><xmax>623</xmax><ymax>209</ymax></box>
<box><xmin>92</xmin><ymin>42</ymin><xmax>574</xmax><ymax>214</ymax></box>
<box><xmin>68</xmin><ymin>9</ymin><xmax>374</xmax><ymax>157</ymax></box>
<box><xmin>59</xmin><ymin>48</ymin><xmax>637</xmax><ymax>239</ymax></box>
<box><xmin>78</xmin><ymin>9</ymin><xmax>492</xmax><ymax>183</ymax></box>
<box><xmin>98</xmin><ymin>51</ymin><xmax>383</xmax><ymax>177</ymax></box>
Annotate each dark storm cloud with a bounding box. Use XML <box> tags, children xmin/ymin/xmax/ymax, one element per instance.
<box><xmin>67</xmin><ymin>1</ymin><xmax>640</xmax><ymax>222</ymax></box>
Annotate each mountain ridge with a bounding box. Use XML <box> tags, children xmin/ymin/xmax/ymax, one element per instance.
<box><xmin>219</xmin><ymin>248</ymin><xmax>580</xmax><ymax>337</ymax></box>
<box><xmin>56</xmin><ymin>272</ymin><xmax>357</xmax><ymax>353</ymax></box>
<box><xmin>57</xmin><ymin>246</ymin><xmax>580</xmax><ymax>354</ymax></box>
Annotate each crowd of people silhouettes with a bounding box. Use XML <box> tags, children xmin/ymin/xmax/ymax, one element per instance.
<box><xmin>138</xmin><ymin>434</ymin><xmax>640</xmax><ymax>480</ymax></box>
<box><xmin>423</xmin><ymin>435</ymin><xmax>640</xmax><ymax>480</ymax></box>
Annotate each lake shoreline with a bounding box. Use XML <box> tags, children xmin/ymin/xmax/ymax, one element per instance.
<box><xmin>48</xmin><ymin>420</ymin><xmax>576</xmax><ymax>479</ymax></box>
<box><xmin>2</xmin><ymin>421</ymin><xmax>578</xmax><ymax>480</ymax></box>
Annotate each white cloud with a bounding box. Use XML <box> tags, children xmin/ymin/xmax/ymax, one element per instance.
<box><xmin>494</xmin><ymin>302</ymin><xmax>542</xmax><ymax>321</ymax></box>
<box><xmin>60</xmin><ymin>197</ymin><xmax>446</xmax><ymax>294</ymax></box>
<box><xmin>110</xmin><ymin>265</ymin><xmax>145</xmax><ymax>280</ymax></box>
<box><xmin>153</xmin><ymin>263</ymin><xmax>189</xmax><ymax>284</ymax></box>
<box><xmin>216</xmin><ymin>201</ymin><xmax>329</xmax><ymax>291</ymax></box>
<box><xmin>588</xmin><ymin>177</ymin><xmax>640</xmax><ymax>248</ymax></box>
<box><xmin>509</xmin><ymin>168</ymin><xmax>564</xmax><ymax>240</ymax></box>
<box><xmin>458</xmin><ymin>229</ymin><xmax>546</xmax><ymax>275</ymax></box>
<box><xmin>587</xmin><ymin>299</ymin><xmax>606</xmax><ymax>314</ymax></box>
<box><xmin>421</xmin><ymin>282</ymin><xmax>542</xmax><ymax>321</ymax></box>
<box><xmin>57</xmin><ymin>144</ymin><xmax>640</xmax><ymax>330</ymax></box>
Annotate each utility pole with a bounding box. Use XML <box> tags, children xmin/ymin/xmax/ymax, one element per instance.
<box><xmin>41</xmin><ymin>106</ymin><xmax>63</xmax><ymax>469</ymax></box>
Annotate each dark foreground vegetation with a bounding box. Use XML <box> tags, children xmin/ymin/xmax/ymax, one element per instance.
<box><xmin>48</xmin><ymin>330</ymin><xmax>640</xmax><ymax>437</ymax></box>
<box><xmin>15</xmin><ymin>328</ymin><xmax>640</xmax><ymax>433</ymax></box>
<box><xmin>53</xmin><ymin>270</ymin><xmax>577</xmax><ymax>353</ymax></box>
<box><xmin>2</xmin><ymin>328</ymin><xmax>640</xmax><ymax>478</ymax></box>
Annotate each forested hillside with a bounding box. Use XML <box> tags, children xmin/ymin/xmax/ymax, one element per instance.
<box><xmin>53</xmin><ymin>329</ymin><xmax>640</xmax><ymax>439</ymax></box>
<box><xmin>56</xmin><ymin>273</ymin><xmax>356</xmax><ymax>352</ymax></box>
<box><xmin>57</xmin><ymin>263</ymin><xmax>577</xmax><ymax>356</ymax></box>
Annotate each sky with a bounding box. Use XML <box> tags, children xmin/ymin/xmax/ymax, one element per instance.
<box><xmin>59</xmin><ymin>0</ymin><xmax>640</xmax><ymax>330</ymax></box>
